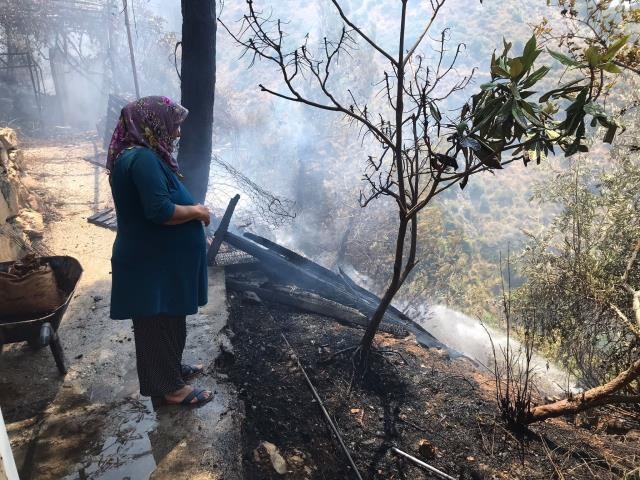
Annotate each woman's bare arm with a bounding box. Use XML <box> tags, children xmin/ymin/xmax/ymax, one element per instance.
<box><xmin>164</xmin><ymin>204</ymin><xmax>211</xmax><ymax>226</ymax></box>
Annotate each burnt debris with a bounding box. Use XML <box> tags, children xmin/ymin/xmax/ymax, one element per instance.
<box><xmin>211</xmin><ymin>195</ymin><xmax>449</xmax><ymax>352</ymax></box>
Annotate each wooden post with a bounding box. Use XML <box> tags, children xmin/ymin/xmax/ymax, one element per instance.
<box><xmin>0</xmin><ymin>407</ymin><xmax>19</xmax><ymax>480</ymax></box>
<box><xmin>122</xmin><ymin>0</ymin><xmax>140</xmax><ymax>98</ymax></box>
<box><xmin>49</xmin><ymin>46</ymin><xmax>67</xmax><ymax>124</ymax></box>
<box><xmin>207</xmin><ymin>194</ymin><xmax>239</xmax><ymax>265</ymax></box>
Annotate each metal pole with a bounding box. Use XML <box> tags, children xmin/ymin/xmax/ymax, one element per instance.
<box><xmin>122</xmin><ymin>0</ymin><xmax>140</xmax><ymax>98</ymax></box>
<box><xmin>391</xmin><ymin>446</ymin><xmax>457</xmax><ymax>480</ymax></box>
<box><xmin>281</xmin><ymin>333</ymin><xmax>363</xmax><ymax>480</ymax></box>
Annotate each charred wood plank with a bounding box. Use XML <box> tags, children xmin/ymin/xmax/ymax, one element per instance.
<box><xmin>226</xmin><ymin>279</ymin><xmax>407</xmax><ymax>336</ymax></box>
<box><xmin>227</xmin><ymin>279</ymin><xmax>365</xmax><ymax>324</ymax></box>
<box><xmin>243</xmin><ymin>233</ymin><xmax>413</xmax><ymax>325</ymax></box>
<box><xmin>244</xmin><ymin>232</ymin><xmax>345</xmax><ymax>283</ymax></box>
<box><xmin>224</xmin><ymin>231</ymin><xmax>445</xmax><ymax>347</ymax></box>
<box><xmin>207</xmin><ymin>194</ymin><xmax>240</xmax><ymax>265</ymax></box>
<box><xmin>224</xmin><ymin>231</ymin><xmax>357</xmax><ymax>306</ymax></box>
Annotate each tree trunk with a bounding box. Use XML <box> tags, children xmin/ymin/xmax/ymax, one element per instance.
<box><xmin>178</xmin><ymin>0</ymin><xmax>216</xmax><ymax>204</ymax></box>
<box><xmin>357</xmin><ymin>217</ymin><xmax>408</xmax><ymax>370</ymax></box>
<box><xmin>357</xmin><ymin>0</ymin><xmax>410</xmax><ymax>373</ymax></box>
<box><xmin>526</xmin><ymin>357</ymin><xmax>640</xmax><ymax>423</ymax></box>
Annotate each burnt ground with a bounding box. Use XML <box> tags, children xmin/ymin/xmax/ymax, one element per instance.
<box><xmin>225</xmin><ymin>280</ymin><xmax>640</xmax><ymax>480</ymax></box>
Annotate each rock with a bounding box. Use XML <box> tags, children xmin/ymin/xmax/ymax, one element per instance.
<box><xmin>242</xmin><ymin>290</ymin><xmax>262</xmax><ymax>304</ymax></box>
<box><xmin>260</xmin><ymin>441</ymin><xmax>288</xmax><ymax>474</ymax></box>
<box><xmin>8</xmin><ymin>149</ymin><xmax>24</xmax><ymax>170</ymax></box>
<box><xmin>288</xmin><ymin>453</ymin><xmax>304</xmax><ymax>466</ymax></box>
<box><xmin>0</xmin><ymin>147</ymin><xmax>9</xmax><ymax>170</ymax></box>
<box><xmin>0</xmin><ymin>175</ymin><xmax>20</xmax><ymax>216</ymax></box>
<box><xmin>25</xmin><ymin>193</ymin><xmax>41</xmax><ymax>211</ymax></box>
<box><xmin>416</xmin><ymin>438</ymin><xmax>436</xmax><ymax>460</ymax></box>
<box><xmin>11</xmin><ymin>209</ymin><xmax>44</xmax><ymax>239</ymax></box>
<box><xmin>0</xmin><ymin>128</ymin><xmax>18</xmax><ymax>150</ymax></box>
<box><xmin>20</xmin><ymin>174</ymin><xmax>38</xmax><ymax>190</ymax></box>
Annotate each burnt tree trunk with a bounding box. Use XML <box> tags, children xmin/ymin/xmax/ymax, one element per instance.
<box><xmin>178</xmin><ymin>0</ymin><xmax>216</xmax><ymax>203</ymax></box>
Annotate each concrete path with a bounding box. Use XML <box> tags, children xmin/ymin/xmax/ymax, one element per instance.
<box><xmin>0</xmin><ymin>141</ymin><xmax>243</xmax><ymax>479</ymax></box>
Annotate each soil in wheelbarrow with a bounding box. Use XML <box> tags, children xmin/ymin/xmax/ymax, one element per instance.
<box><xmin>224</xmin><ymin>291</ymin><xmax>640</xmax><ymax>480</ymax></box>
<box><xmin>0</xmin><ymin>255</ymin><xmax>66</xmax><ymax>320</ymax></box>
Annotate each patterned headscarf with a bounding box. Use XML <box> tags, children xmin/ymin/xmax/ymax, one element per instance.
<box><xmin>106</xmin><ymin>96</ymin><xmax>188</xmax><ymax>173</ymax></box>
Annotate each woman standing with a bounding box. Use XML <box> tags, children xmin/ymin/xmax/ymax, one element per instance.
<box><xmin>107</xmin><ymin>96</ymin><xmax>212</xmax><ymax>406</ymax></box>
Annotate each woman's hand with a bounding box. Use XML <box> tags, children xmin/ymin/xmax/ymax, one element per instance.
<box><xmin>193</xmin><ymin>204</ymin><xmax>211</xmax><ymax>226</ymax></box>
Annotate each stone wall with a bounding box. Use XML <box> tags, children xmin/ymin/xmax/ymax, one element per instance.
<box><xmin>0</xmin><ymin>128</ymin><xmax>43</xmax><ymax>262</ymax></box>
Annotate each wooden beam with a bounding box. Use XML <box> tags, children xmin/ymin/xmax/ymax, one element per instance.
<box><xmin>122</xmin><ymin>0</ymin><xmax>140</xmax><ymax>98</ymax></box>
<box><xmin>207</xmin><ymin>194</ymin><xmax>239</xmax><ymax>265</ymax></box>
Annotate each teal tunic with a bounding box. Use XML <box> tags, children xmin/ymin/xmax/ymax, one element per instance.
<box><xmin>109</xmin><ymin>147</ymin><xmax>207</xmax><ymax>319</ymax></box>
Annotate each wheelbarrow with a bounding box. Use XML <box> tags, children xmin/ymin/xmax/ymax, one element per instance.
<box><xmin>0</xmin><ymin>256</ymin><xmax>83</xmax><ymax>374</ymax></box>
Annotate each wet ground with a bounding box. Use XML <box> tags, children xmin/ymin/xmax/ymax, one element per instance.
<box><xmin>0</xmin><ymin>138</ymin><xmax>243</xmax><ymax>479</ymax></box>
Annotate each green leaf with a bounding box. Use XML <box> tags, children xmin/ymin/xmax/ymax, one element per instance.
<box><xmin>547</xmin><ymin>49</ymin><xmax>583</xmax><ymax>68</ymax></box>
<box><xmin>508</xmin><ymin>58</ymin><xmax>524</xmax><ymax>78</ymax></box>
<box><xmin>521</xmin><ymin>36</ymin><xmax>541</xmax><ymax>71</ymax></box>
<box><xmin>560</xmin><ymin>89</ymin><xmax>588</xmax><ymax>136</ymax></box>
<box><xmin>538</xmin><ymin>79</ymin><xmax>584</xmax><ymax>103</ymax></box>
<box><xmin>585</xmin><ymin>46</ymin><xmax>602</xmax><ymax>67</ymax></box>
<box><xmin>429</xmin><ymin>102</ymin><xmax>442</xmax><ymax>122</ymax></box>
<box><xmin>490</xmin><ymin>51</ymin><xmax>497</xmax><ymax>79</ymax></box>
<box><xmin>491</xmin><ymin>64</ymin><xmax>511</xmax><ymax>78</ymax></box>
<box><xmin>521</xmin><ymin>66</ymin><xmax>550</xmax><ymax>89</ymax></box>
<box><xmin>456</xmin><ymin>122</ymin><xmax>469</xmax><ymax>133</ymax></box>
<box><xmin>583</xmin><ymin>101</ymin><xmax>606</xmax><ymax>118</ymax></box>
<box><xmin>512</xmin><ymin>103</ymin><xmax>529</xmax><ymax>129</ymax></box>
<box><xmin>602</xmin><ymin>35</ymin><xmax>630</xmax><ymax>62</ymax></box>
<box><xmin>502</xmin><ymin>38</ymin><xmax>512</xmax><ymax>56</ymax></box>
<box><xmin>480</xmin><ymin>81</ymin><xmax>504</xmax><ymax>90</ymax></box>
<box><xmin>601</xmin><ymin>62</ymin><xmax>622</xmax><ymax>74</ymax></box>
<box><xmin>523</xmin><ymin>35</ymin><xmax>537</xmax><ymax>63</ymax></box>
<box><xmin>519</xmin><ymin>101</ymin><xmax>544</xmax><ymax>127</ymax></box>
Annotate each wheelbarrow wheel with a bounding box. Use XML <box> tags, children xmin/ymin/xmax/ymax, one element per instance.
<box><xmin>29</xmin><ymin>322</ymin><xmax>53</xmax><ymax>351</ymax></box>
